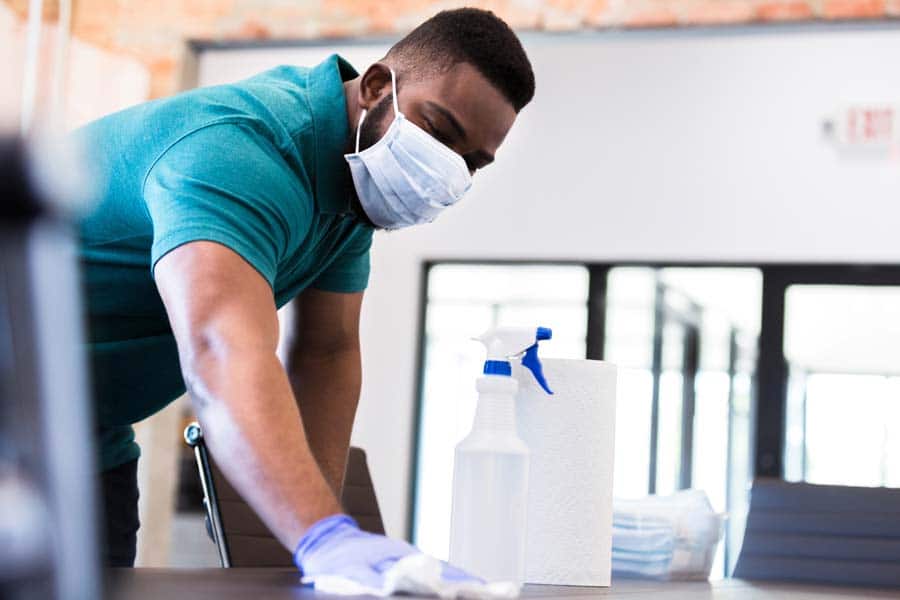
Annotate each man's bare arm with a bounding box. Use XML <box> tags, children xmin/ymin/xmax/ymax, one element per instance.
<box><xmin>155</xmin><ymin>241</ymin><xmax>341</xmax><ymax>550</ymax></box>
<box><xmin>286</xmin><ymin>288</ymin><xmax>364</xmax><ymax>495</ymax></box>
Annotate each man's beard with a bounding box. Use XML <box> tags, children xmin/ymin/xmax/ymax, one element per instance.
<box><xmin>358</xmin><ymin>92</ymin><xmax>394</xmax><ymax>151</ymax></box>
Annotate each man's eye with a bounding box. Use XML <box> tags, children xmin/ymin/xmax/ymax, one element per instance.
<box><xmin>432</xmin><ymin>129</ymin><xmax>452</xmax><ymax>146</ymax></box>
<box><xmin>424</xmin><ymin>118</ymin><xmax>452</xmax><ymax>146</ymax></box>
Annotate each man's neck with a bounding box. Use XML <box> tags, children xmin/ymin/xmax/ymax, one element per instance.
<box><xmin>343</xmin><ymin>77</ymin><xmax>362</xmax><ymax>151</ymax></box>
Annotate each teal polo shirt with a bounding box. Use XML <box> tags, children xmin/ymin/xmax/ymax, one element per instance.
<box><xmin>76</xmin><ymin>54</ymin><xmax>373</xmax><ymax>471</ymax></box>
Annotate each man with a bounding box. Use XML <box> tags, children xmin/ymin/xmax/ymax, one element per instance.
<box><xmin>76</xmin><ymin>7</ymin><xmax>534</xmax><ymax>585</ymax></box>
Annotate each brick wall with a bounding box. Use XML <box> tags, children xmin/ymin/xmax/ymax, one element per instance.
<box><xmin>5</xmin><ymin>0</ymin><xmax>899</xmax><ymax>101</ymax></box>
<box><xmin>1</xmin><ymin>3</ymin><xmax>149</xmax><ymax>129</ymax></box>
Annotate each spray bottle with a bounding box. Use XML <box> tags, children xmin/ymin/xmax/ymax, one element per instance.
<box><xmin>448</xmin><ymin>326</ymin><xmax>554</xmax><ymax>585</ymax></box>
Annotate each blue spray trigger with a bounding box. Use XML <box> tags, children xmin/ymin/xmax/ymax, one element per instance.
<box><xmin>522</xmin><ymin>344</ymin><xmax>553</xmax><ymax>395</ymax></box>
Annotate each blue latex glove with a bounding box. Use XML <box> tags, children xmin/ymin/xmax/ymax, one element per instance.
<box><xmin>294</xmin><ymin>514</ymin><xmax>480</xmax><ymax>589</ymax></box>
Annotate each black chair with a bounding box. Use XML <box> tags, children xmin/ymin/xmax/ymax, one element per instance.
<box><xmin>733</xmin><ymin>478</ymin><xmax>900</xmax><ymax>587</ymax></box>
<box><xmin>184</xmin><ymin>422</ymin><xmax>386</xmax><ymax>567</ymax></box>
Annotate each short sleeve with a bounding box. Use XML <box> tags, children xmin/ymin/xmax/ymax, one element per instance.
<box><xmin>143</xmin><ymin>122</ymin><xmax>310</xmax><ymax>287</ymax></box>
<box><xmin>311</xmin><ymin>226</ymin><xmax>373</xmax><ymax>293</ymax></box>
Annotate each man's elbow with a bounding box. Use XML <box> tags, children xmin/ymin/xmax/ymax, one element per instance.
<box><xmin>178</xmin><ymin>322</ymin><xmax>227</xmax><ymax>369</ymax></box>
<box><xmin>178</xmin><ymin>329</ymin><xmax>224</xmax><ymax>410</ymax></box>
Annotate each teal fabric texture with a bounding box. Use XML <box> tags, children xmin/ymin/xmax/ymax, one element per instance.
<box><xmin>76</xmin><ymin>55</ymin><xmax>372</xmax><ymax>470</ymax></box>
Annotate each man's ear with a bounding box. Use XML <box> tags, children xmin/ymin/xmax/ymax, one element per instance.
<box><xmin>357</xmin><ymin>63</ymin><xmax>393</xmax><ymax>110</ymax></box>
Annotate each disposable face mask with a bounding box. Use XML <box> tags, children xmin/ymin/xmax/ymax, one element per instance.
<box><xmin>612</xmin><ymin>525</ymin><xmax>676</xmax><ymax>554</ymax></box>
<box><xmin>611</xmin><ymin>490</ymin><xmax>724</xmax><ymax>581</ymax></box>
<box><xmin>611</xmin><ymin>556</ymin><xmax>673</xmax><ymax>579</ymax></box>
<box><xmin>344</xmin><ymin>68</ymin><xmax>472</xmax><ymax>230</ymax></box>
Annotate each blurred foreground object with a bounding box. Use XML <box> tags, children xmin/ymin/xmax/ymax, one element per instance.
<box><xmin>0</xmin><ymin>135</ymin><xmax>101</xmax><ymax>599</ymax></box>
<box><xmin>611</xmin><ymin>489</ymin><xmax>724</xmax><ymax>581</ymax></box>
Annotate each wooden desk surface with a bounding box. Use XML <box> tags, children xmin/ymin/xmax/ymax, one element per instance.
<box><xmin>111</xmin><ymin>569</ymin><xmax>900</xmax><ymax>599</ymax></box>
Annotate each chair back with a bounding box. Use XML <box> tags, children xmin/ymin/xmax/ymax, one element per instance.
<box><xmin>734</xmin><ymin>478</ymin><xmax>900</xmax><ymax>587</ymax></box>
<box><xmin>185</xmin><ymin>423</ymin><xmax>385</xmax><ymax>567</ymax></box>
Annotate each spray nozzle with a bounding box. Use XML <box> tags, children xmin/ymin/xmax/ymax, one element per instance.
<box><xmin>476</xmin><ymin>326</ymin><xmax>554</xmax><ymax>395</ymax></box>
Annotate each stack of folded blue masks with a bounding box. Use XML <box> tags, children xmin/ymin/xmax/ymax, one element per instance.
<box><xmin>611</xmin><ymin>490</ymin><xmax>724</xmax><ymax>581</ymax></box>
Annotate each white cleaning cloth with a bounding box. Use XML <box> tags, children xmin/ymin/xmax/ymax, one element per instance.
<box><xmin>302</xmin><ymin>554</ymin><xmax>521</xmax><ymax>599</ymax></box>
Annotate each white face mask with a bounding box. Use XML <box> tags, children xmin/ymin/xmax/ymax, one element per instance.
<box><xmin>344</xmin><ymin>68</ymin><xmax>473</xmax><ymax>230</ymax></box>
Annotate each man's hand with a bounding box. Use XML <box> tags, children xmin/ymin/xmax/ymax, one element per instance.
<box><xmin>294</xmin><ymin>514</ymin><xmax>481</xmax><ymax>589</ymax></box>
<box><xmin>154</xmin><ymin>241</ymin><xmax>342</xmax><ymax>550</ymax></box>
<box><xmin>287</xmin><ymin>289</ymin><xmax>364</xmax><ymax>495</ymax></box>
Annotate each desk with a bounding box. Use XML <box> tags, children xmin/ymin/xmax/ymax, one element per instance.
<box><xmin>112</xmin><ymin>569</ymin><xmax>900</xmax><ymax>599</ymax></box>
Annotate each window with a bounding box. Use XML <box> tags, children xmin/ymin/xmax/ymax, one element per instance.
<box><xmin>783</xmin><ymin>285</ymin><xmax>900</xmax><ymax>488</ymax></box>
<box><xmin>413</xmin><ymin>263</ymin><xmax>900</xmax><ymax>578</ymax></box>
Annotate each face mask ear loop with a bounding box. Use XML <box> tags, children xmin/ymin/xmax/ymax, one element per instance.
<box><xmin>355</xmin><ymin>108</ymin><xmax>367</xmax><ymax>153</ymax></box>
<box><xmin>389</xmin><ymin>68</ymin><xmax>400</xmax><ymax>116</ymax></box>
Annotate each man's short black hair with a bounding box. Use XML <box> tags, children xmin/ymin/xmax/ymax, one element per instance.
<box><xmin>386</xmin><ymin>8</ymin><xmax>535</xmax><ymax>112</ymax></box>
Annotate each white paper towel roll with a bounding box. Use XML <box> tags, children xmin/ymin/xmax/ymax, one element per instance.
<box><xmin>513</xmin><ymin>359</ymin><xmax>617</xmax><ymax>586</ymax></box>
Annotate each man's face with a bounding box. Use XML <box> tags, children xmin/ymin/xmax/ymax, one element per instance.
<box><xmin>358</xmin><ymin>62</ymin><xmax>518</xmax><ymax>177</ymax></box>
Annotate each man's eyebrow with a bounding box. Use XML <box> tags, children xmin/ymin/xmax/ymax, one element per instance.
<box><xmin>425</xmin><ymin>101</ymin><xmax>467</xmax><ymax>141</ymax></box>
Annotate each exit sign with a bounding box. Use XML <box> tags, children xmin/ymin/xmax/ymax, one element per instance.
<box><xmin>836</xmin><ymin>105</ymin><xmax>896</xmax><ymax>147</ymax></box>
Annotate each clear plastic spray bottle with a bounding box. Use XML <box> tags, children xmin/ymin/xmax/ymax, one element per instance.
<box><xmin>448</xmin><ymin>326</ymin><xmax>554</xmax><ymax>585</ymax></box>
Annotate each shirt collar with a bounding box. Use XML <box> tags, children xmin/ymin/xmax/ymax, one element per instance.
<box><xmin>307</xmin><ymin>54</ymin><xmax>358</xmax><ymax>215</ymax></box>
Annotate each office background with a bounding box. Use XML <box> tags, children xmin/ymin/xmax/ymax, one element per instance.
<box><xmin>3</xmin><ymin>0</ymin><xmax>900</xmax><ymax>573</ymax></box>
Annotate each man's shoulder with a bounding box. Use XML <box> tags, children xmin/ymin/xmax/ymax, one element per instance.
<box><xmin>77</xmin><ymin>65</ymin><xmax>313</xmax><ymax>145</ymax></box>
<box><xmin>239</xmin><ymin>64</ymin><xmax>310</xmax><ymax>89</ymax></box>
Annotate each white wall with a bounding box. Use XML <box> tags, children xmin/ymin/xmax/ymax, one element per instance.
<box><xmin>198</xmin><ymin>26</ymin><xmax>900</xmax><ymax>538</ymax></box>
